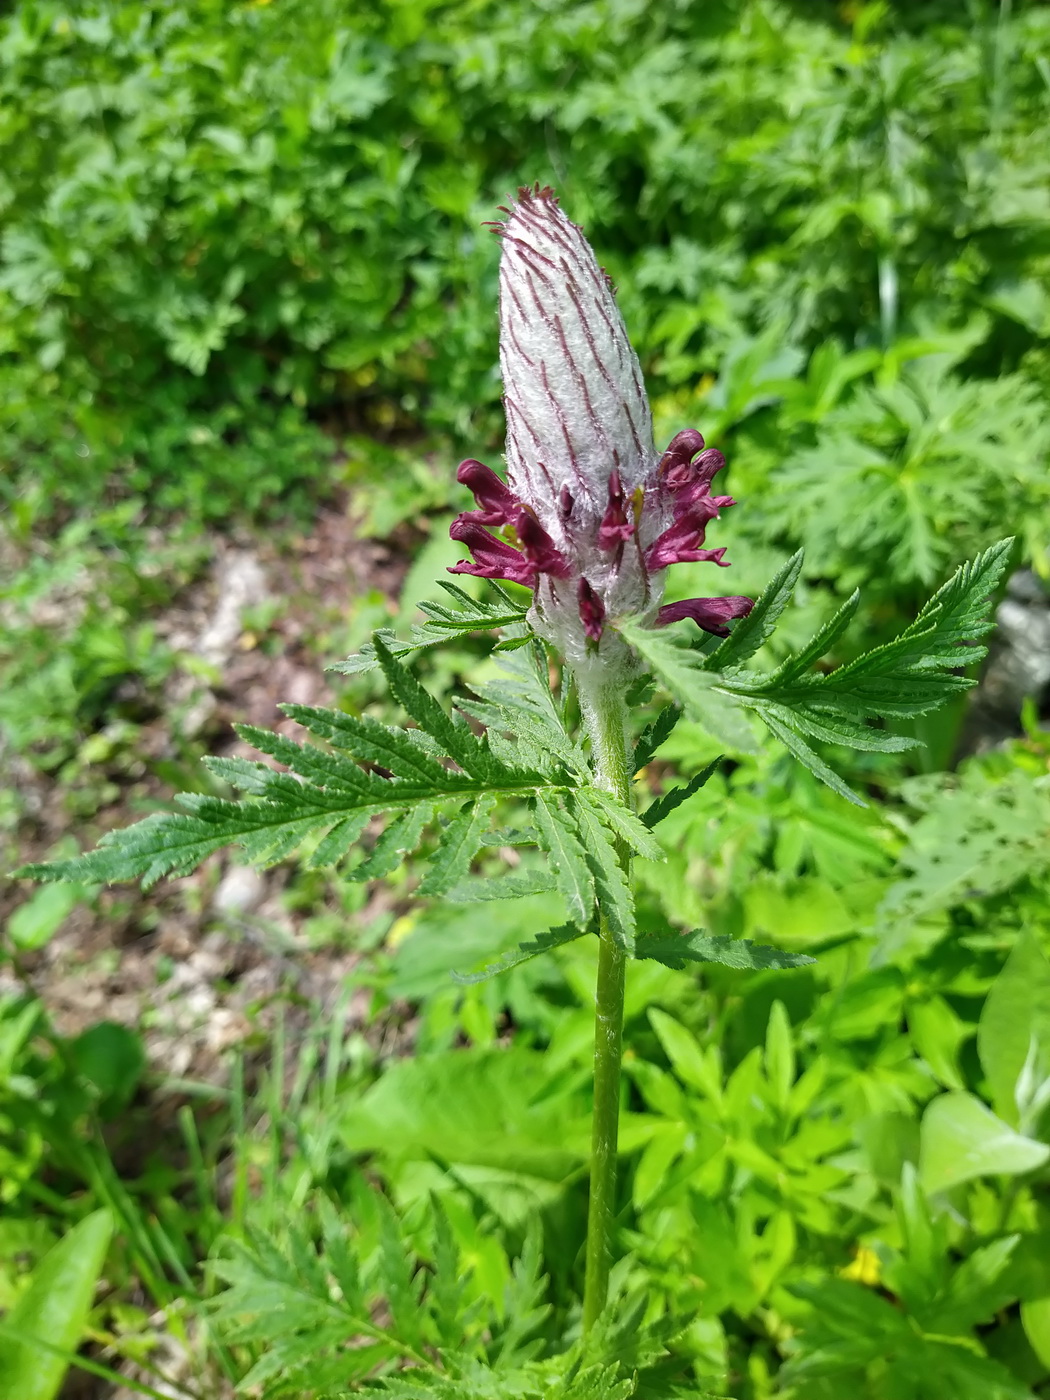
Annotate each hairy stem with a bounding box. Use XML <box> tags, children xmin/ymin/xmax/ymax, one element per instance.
<box><xmin>580</xmin><ymin>681</ymin><xmax>633</xmax><ymax>1332</ymax></box>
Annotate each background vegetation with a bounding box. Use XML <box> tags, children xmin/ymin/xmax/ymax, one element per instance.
<box><xmin>2</xmin><ymin>0</ymin><xmax>1050</xmax><ymax>1395</ymax></box>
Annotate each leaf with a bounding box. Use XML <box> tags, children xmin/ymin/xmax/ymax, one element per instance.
<box><xmin>570</xmin><ymin>795</ymin><xmax>636</xmax><ymax>953</ymax></box>
<box><xmin>634</xmin><ymin>929</ymin><xmax>816</xmax><ymax>971</ymax></box>
<box><xmin>879</xmin><ymin>769</ymin><xmax>1050</xmax><ymax>931</ymax></box>
<box><xmin>704</xmin><ymin>548</ymin><xmax>803</xmax><ymax>670</ymax></box>
<box><xmin>581</xmin><ymin>786</ymin><xmax>665</xmax><ymax>861</ymax></box>
<box><xmin>459</xmin><ymin>644</ymin><xmax>585</xmax><ymax>775</ymax></box>
<box><xmin>641</xmin><ymin>757</ymin><xmax>722</xmax><ymax>829</ymax></box>
<box><xmin>1022</xmin><ymin>1297</ymin><xmax>1050</xmax><ymax>1371</ymax></box>
<box><xmin>69</xmin><ymin>1022</ymin><xmax>145</xmax><ymax>1114</ymax></box>
<box><xmin>0</xmin><ymin>1209</ymin><xmax>113</xmax><ymax>1400</ymax></box>
<box><xmin>17</xmin><ymin>648</ymin><xmax>559</xmax><ymax>888</ymax></box>
<box><xmin>330</xmin><ymin>583</ymin><xmax>529</xmax><ymax>674</ymax></box>
<box><xmin>444</xmin><ymin>871</ymin><xmax>559</xmax><ymax>902</ymax></box>
<box><xmin>6</xmin><ymin>884</ymin><xmax>85</xmax><ymax>951</ymax></box>
<box><xmin>417</xmin><ymin>795</ymin><xmax>494</xmax><ymax>896</ymax></box>
<box><xmin>978</xmin><ymin>932</ymin><xmax>1050</xmax><ymax>1128</ymax></box>
<box><xmin>305</xmin><ymin>811</ymin><xmax>373</xmax><ymax>869</ymax></box>
<box><xmin>726</xmin><ymin>539</ymin><xmax>1014</xmax><ymax>722</ymax></box>
<box><xmin>919</xmin><ymin>1092</ymin><xmax>1050</xmax><ymax>1194</ymax></box>
<box><xmin>617</xmin><ymin>618</ymin><xmax>759</xmax><ymax>753</ymax></box>
<box><xmin>533</xmin><ymin>793</ymin><xmax>595</xmax><ymax>923</ymax></box>
<box><xmin>758</xmin><ymin>706</ymin><xmax>867</xmax><ymax>807</ymax></box>
<box><xmin>451</xmin><ymin>923</ymin><xmax>587</xmax><ymax>984</ymax></box>
<box><xmin>756</xmin><ymin>588</ymin><xmax>860</xmax><ymax>688</ymax></box>
<box><xmin>373</xmin><ymin>634</ymin><xmax>505</xmax><ymax>782</ymax></box>
<box><xmin>350</xmin><ymin>805</ymin><xmax>432</xmax><ymax>883</ymax></box>
<box><xmin>680</xmin><ymin>540</ymin><xmax>1013</xmax><ymax>803</ymax></box>
<box><xmin>632</xmin><ymin>703</ymin><xmax>681</xmax><ymax>772</ymax></box>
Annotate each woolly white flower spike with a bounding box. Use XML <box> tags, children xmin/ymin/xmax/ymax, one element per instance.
<box><xmin>496</xmin><ymin>185</ymin><xmax>654</xmax><ymax>517</ymax></box>
<box><xmin>450</xmin><ymin>185</ymin><xmax>752</xmax><ymax>674</ymax></box>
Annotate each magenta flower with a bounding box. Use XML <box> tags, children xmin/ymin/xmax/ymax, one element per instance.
<box><xmin>449</xmin><ymin>185</ymin><xmax>752</xmax><ymax>663</ymax></box>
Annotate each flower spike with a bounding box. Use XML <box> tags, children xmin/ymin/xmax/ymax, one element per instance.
<box><xmin>449</xmin><ymin>188</ymin><xmax>752</xmax><ymax>666</ymax></box>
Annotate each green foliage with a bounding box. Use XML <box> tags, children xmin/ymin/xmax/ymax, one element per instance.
<box><xmin>4</xmin><ymin>0</ymin><xmax>1050</xmax><ymax>572</ymax></box>
<box><xmin>0</xmin><ymin>1209</ymin><xmax>112</xmax><ymax>1400</ymax></box>
<box><xmin>621</xmin><ymin>539</ymin><xmax>1012</xmax><ymax>804</ymax></box>
<box><xmin>210</xmin><ymin>1190</ymin><xmax>654</xmax><ymax>1396</ymax></box>
<box><xmin>6</xmin><ymin>2</ymin><xmax>1050</xmax><ymax>1397</ymax></box>
<box><xmin>332</xmin><ymin>583</ymin><xmax>530</xmax><ymax>676</ymax></box>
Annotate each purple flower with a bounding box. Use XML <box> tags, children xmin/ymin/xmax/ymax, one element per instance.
<box><xmin>655</xmin><ymin>595</ymin><xmax>754</xmax><ymax>637</ymax></box>
<box><xmin>449</xmin><ymin>185</ymin><xmax>752</xmax><ymax>655</ymax></box>
<box><xmin>578</xmin><ymin>577</ymin><xmax>607</xmax><ymax>642</ymax></box>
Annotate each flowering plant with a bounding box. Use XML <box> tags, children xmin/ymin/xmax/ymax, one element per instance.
<box><xmin>451</xmin><ymin>186</ymin><xmax>752</xmax><ymax>676</ymax></box>
<box><xmin>18</xmin><ymin>187</ymin><xmax>1011</xmax><ymax>1380</ymax></box>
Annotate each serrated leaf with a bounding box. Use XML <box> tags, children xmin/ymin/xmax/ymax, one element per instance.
<box><xmin>641</xmin><ymin>757</ymin><xmax>722</xmax><ymax>829</ymax></box>
<box><xmin>579</xmin><ymin>786</ymin><xmax>665</xmax><ymax>861</ymax></box>
<box><xmin>632</xmin><ymin>703</ymin><xmax>681</xmax><ymax>772</ymax></box>
<box><xmin>569</xmin><ymin>795</ymin><xmax>636</xmax><ymax>953</ymax></box>
<box><xmin>444</xmin><ymin>871</ymin><xmax>558</xmax><ymax>902</ymax></box>
<box><xmin>461</xmin><ymin>644</ymin><xmax>586</xmax><ymax>774</ymax></box>
<box><xmin>304</xmin><ymin>812</ymin><xmax>373</xmax><ymax>869</ymax></box>
<box><xmin>451</xmin><ymin>923</ymin><xmax>587</xmax><ymax>984</ymax></box>
<box><xmin>417</xmin><ymin>795</ymin><xmax>494</xmax><ymax>895</ymax></box>
<box><xmin>617</xmin><ymin>618</ymin><xmax>759</xmax><ymax>753</ymax></box>
<box><xmin>634</xmin><ymin>929</ymin><xmax>816</xmax><ymax>971</ymax></box>
<box><xmin>330</xmin><ymin>585</ymin><xmax>530</xmax><ymax>674</ymax></box>
<box><xmin>759</xmin><ymin>707</ymin><xmax>867</xmax><ymax>807</ymax></box>
<box><xmin>19</xmin><ymin>650</ymin><xmax>564</xmax><ymax>888</ymax></box>
<box><xmin>704</xmin><ymin>549</ymin><xmax>804</xmax><ymax>670</ymax></box>
<box><xmin>351</xmin><ymin>805</ymin><xmax>433</xmax><ymax>883</ymax></box>
<box><xmin>757</xmin><ymin>588</ymin><xmax>860</xmax><ymax>687</ymax></box>
<box><xmin>373</xmin><ymin>634</ymin><xmax>507</xmax><ymax>783</ymax></box>
<box><xmin>478</xmin><ymin>827</ymin><xmax>541</xmax><ymax>847</ymax></box>
<box><xmin>533</xmin><ymin>793</ymin><xmax>595</xmax><ymax>923</ymax></box>
<box><xmin>278</xmin><ymin>705</ymin><xmax>454</xmax><ymax>786</ymax></box>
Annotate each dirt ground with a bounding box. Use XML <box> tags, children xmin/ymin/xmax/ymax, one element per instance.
<box><xmin>3</xmin><ymin>497</ymin><xmax>421</xmax><ymax>1095</ymax></box>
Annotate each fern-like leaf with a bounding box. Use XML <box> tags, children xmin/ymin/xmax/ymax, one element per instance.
<box><xmin>15</xmin><ymin>638</ymin><xmax>561</xmax><ymax>888</ymax></box>
<box><xmin>331</xmin><ymin>582</ymin><xmax>529</xmax><ymax>675</ymax></box>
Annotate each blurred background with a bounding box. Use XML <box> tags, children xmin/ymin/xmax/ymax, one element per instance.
<box><xmin>2</xmin><ymin>1</ymin><xmax>1050</xmax><ymax>1396</ymax></box>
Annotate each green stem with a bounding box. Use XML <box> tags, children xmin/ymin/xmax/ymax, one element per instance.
<box><xmin>580</xmin><ymin>681</ymin><xmax>633</xmax><ymax>1332</ymax></box>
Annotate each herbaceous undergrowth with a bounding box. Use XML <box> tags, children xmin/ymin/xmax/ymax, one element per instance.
<box><xmin>16</xmin><ymin>188</ymin><xmax>1011</xmax><ymax>1391</ymax></box>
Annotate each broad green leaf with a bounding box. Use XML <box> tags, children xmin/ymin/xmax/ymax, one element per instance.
<box><xmin>978</xmin><ymin>932</ymin><xmax>1050</xmax><ymax>1128</ymax></box>
<box><xmin>765</xmin><ymin>1000</ymin><xmax>795</xmax><ymax>1111</ymax></box>
<box><xmin>1022</xmin><ymin>1297</ymin><xmax>1050</xmax><ymax>1371</ymax></box>
<box><xmin>6</xmin><ymin>884</ymin><xmax>84</xmax><ymax>951</ymax></box>
<box><xmin>648</xmin><ymin>1008</ymin><xmax>712</xmax><ymax>1096</ymax></box>
<box><xmin>919</xmin><ymin>1092</ymin><xmax>1050</xmax><ymax>1194</ymax></box>
<box><xmin>909</xmin><ymin>995</ymin><xmax>968</xmax><ymax>1091</ymax></box>
<box><xmin>0</xmin><ymin>1208</ymin><xmax>113</xmax><ymax>1400</ymax></box>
